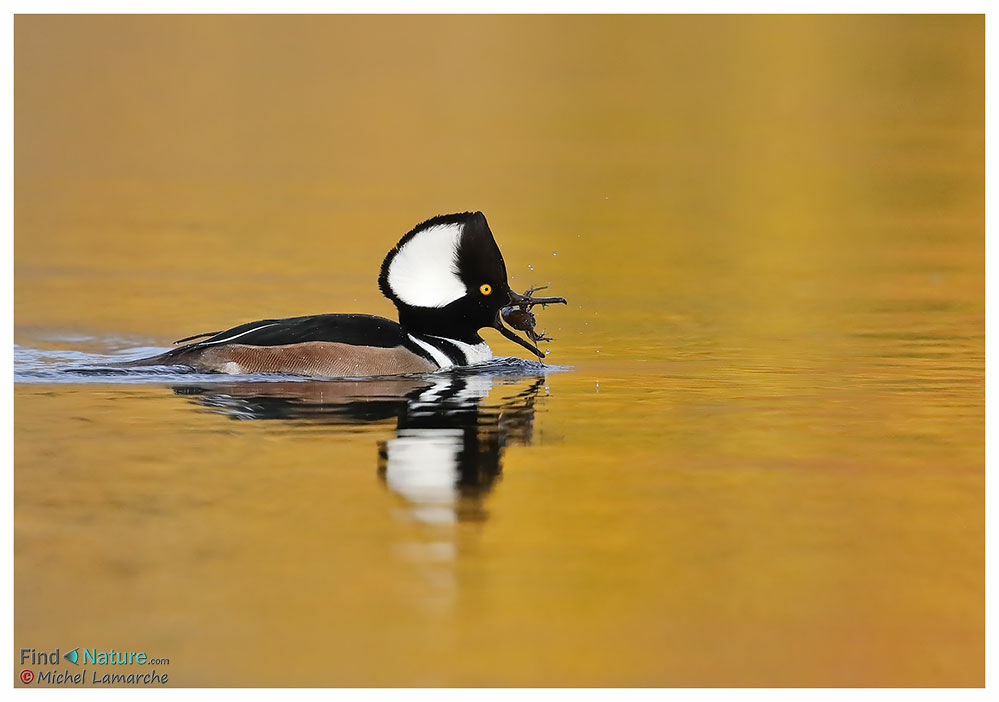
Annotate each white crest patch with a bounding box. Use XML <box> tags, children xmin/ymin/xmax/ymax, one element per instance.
<box><xmin>386</xmin><ymin>223</ymin><xmax>467</xmax><ymax>308</ymax></box>
<box><xmin>383</xmin><ymin>428</ymin><xmax>463</xmax><ymax>523</ymax></box>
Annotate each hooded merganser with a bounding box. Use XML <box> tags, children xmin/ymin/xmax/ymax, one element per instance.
<box><xmin>124</xmin><ymin>211</ymin><xmax>566</xmax><ymax>377</ymax></box>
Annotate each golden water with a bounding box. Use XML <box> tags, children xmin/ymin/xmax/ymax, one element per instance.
<box><xmin>14</xmin><ymin>15</ymin><xmax>983</xmax><ymax>686</ymax></box>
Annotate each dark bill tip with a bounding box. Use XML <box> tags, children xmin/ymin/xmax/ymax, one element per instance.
<box><xmin>493</xmin><ymin>312</ymin><xmax>546</xmax><ymax>359</ymax></box>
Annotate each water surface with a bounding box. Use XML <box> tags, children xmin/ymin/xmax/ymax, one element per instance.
<box><xmin>14</xmin><ymin>15</ymin><xmax>983</xmax><ymax>686</ymax></box>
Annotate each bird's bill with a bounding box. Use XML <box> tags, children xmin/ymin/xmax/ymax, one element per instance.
<box><xmin>507</xmin><ymin>289</ymin><xmax>568</xmax><ymax>308</ymax></box>
<box><xmin>492</xmin><ymin>310</ymin><xmax>546</xmax><ymax>359</ymax></box>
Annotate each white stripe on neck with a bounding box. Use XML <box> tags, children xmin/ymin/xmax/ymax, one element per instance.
<box><xmin>427</xmin><ymin>335</ymin><xmax>493</xmax><ymax>365</ymax></box>
<box><xmin>407</xmin><ymin>334</ymin><xmax>453</xmax><ymax>369</ymax></box>
<box><xmin>407</xmin><ymin>334</ymin><xmax>493</xmax><ymax>369</ymax></box>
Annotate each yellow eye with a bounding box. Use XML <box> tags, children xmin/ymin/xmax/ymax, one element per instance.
<box><xmin>479</xmin><ymin>284</ymin><xmax>492</xmax><ymax>295</ymax></box>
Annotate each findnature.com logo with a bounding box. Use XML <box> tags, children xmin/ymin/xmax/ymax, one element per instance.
<box><xmin>18</xmin><ymin>647</ymin><xmax>170</xmax><ymax>686</ymax></box>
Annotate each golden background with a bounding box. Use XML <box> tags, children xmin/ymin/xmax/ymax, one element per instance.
<box><xmin>15</xmin><ymin>15</ymin><xmax>983</xmax><ymax>686</ymax></box>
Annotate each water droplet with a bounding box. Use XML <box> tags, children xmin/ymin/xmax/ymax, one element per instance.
<box><xmin>596</xmin><ymin>349</ymin><xmax>600</xmax><ymax>354</ymax></box>
<box><xmin>552</xmin><ymin>252</ymin><xmax>558</xmax><ymax>257</ymax></box>
<box><xmin>528</xmin><ymin>264</ymin><xmax>534</xmax><ymax>271</ymax></box>
<box><xmin>544</xmin><ymin>349</ymin><xmax>551</xmax><ymax>356</ymax></box>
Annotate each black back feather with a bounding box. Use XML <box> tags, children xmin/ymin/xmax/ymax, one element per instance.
<box><xmin>179</xmin><ymin>314</ymin><xmax>408</xmax><ymax>350</ymax></box>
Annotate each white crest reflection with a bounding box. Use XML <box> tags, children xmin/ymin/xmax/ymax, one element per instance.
<box><xmin>173</xmin><ymin>372</ymin><xmax>546</xmax><ymax>525</ymax></box>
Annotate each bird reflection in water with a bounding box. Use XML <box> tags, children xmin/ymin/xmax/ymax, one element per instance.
<box><xmin>172</xmin><ymin>372</ymin><xmax>547</xmax><ymax>524</ymax></box>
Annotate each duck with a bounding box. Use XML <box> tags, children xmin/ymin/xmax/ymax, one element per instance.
<box><xmin>122</xmin><ymin>211</ymin><xmax>567</xmax><ymax>377</ymax></box>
